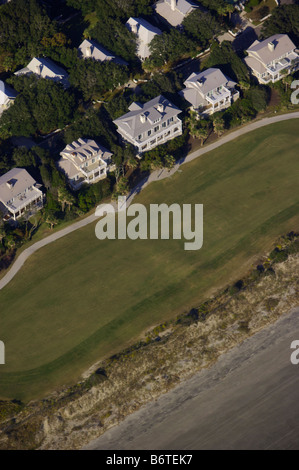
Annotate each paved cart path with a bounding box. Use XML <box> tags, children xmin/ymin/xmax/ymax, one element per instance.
<box><xmin>1</xmin><ymin>112</ymin><xmax>298</xmax><ymax>291</ymax></box>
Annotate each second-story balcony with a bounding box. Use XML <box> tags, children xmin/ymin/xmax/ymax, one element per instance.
<box><xmin>205</xmin><ymin>87</ymin><xmax>231</xmax><ymax>107</ymax></box>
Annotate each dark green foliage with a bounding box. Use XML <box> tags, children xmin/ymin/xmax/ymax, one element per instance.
<box><xmin>64</xmin><ymin>108</ymin><xmax>118</xmax><ymax>150</ymax></box>
<box><xmin>145</xmin><ymin>29</ymin><xmax>198</xmax><ymax>68</ymax></box>
<box><xmin>12</xmin><ymin>147</ymin><xmax>37</xmax><ymax>168</ymax></box>
<box><xmin>207</xmin><ymin>41</ymin><xmax>250</xmax><ymax>83</ymax></box>
<box><xmin>67</xmin><ymin>0</ymin><xmax>153</xmax><ymax>17</ymax></box>
<box><xmin>90</xmin><ymin>18</ymin><xmax>137</xmax><ymax>62</ymax></box>
<box><xmin>244</xmin><ymin>86</ymin><xmax>269</xmax><ymax>112</ymax></box>
<box><xmin>0</xmin><ymin>76</ymin><xmax>76</xmax><ymax>137</ymax></box>
<box><xmin>0</xmin><ymin>0</ymin><xmax>57</xmax><ymax>67</ymax></box>
<box><xmin>261</xmin><ymin>4</ymin><xmax>299</xmax><ymax>41</ymax></box>
<box><xmin>77</xmin><ymin>178</ymin><xmax>112</xmax><ymax>211</ymax></box>
<box><xmin>139</xmin><ymin>72</ymin><xmax>183</xmax><ymax>102</ymax></box>
<box><xmin>183</xmin><ymin>9</ymin><xmax>222</xmax><ymax>48</ymax></box>
<box><xmin>68</xmin><ymin>59</ymin><xmax>129</xmax><ymax>100</ymax></box>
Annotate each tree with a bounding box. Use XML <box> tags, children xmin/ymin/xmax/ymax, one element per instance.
<box><xmin>163</xmin><ymin>154</ymin><xmax>176</xmax><ymax>169</ymax></box>
<box><xmin>58</xmin><ymin>187</ymin><xmax>75</xmax><ymax>212</ymax></box>
<box><xmin>183</xmin><ymin>10</ymin><xmax>222</xmax><ymax>48</ymax></box>
<box><xmin>261</xmin><ymin>5</ymin><xmax>299</xmax><ymax>41</ymax></box>
<box><xmin>0</xmin><ymin>76</ymin><xmax>76</xmax><ymax>137</ymax></box>
<box><xmin>0</xmin><ymin>0</ymin><xmax>57</xmax><ymax>67</ymax></box>
<box><xmin>44</xmin><ymin>212</ymin><xmax>58</xmax><ymax>230</ymax></box>
<box><xmin>195</xmin><ymin>126</ymin><xmax>208</xmax><ymax>146</ymax></box>
<box><xmin>207</xmin><ymin>41</ymin><xmax>250</xmax><ymax>84</ymax></box>
<box><xmin>112</xmin><ymin>176</ymin><xmax>129</xmax><ymax>199</ymax></box>
<box><xmin>213</xmin><ymin>115</ymin><xmax>225</xmax><ymax>137</ymax></box>
<box><xmin>186</xmin><ymin>110</ymin><xmax>209</xmax><ymax>145</ymax></box>
<box><xmin>282</xmin><ymin>73</ymin><xmax>294</xmax><ymax>93</ymax></box>
<box><xmin>0</xmin><ymin>225</ymin><xmax>6</xmax><ymax>245</ymax></box>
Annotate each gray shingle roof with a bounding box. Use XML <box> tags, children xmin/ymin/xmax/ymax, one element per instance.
<box><xmin>78</xmin><ymin>39</ymin><xmax>128</xmax><ymax>65</ymax></box>
<box><xmin>155</xmin><ymin>0</ymin><xmax>198</xmax><ymax>26</ymax></box>
<box><xmin>184</xmin><ymin>68</ymin><xmax>236</xmax><ymax>95</ymax></box>
<box><xmin>0</xmin><ymin>168</ymin><xmax>37</xmax><ymax>205</ymax></box>
<box><xmin>15</xmin><ymin>57</ymin><xmax>69</xmax><ymax>86</ymax></box>
<box><xmin>247</xmin><ymin>34</ymin><xmax>297</xmax><ymax>65</ymax></box>
<box><xmin>113</xmin><ymin>95</ymin><xmax>182</xmax><ymax>139</ymax></box>
<box><xmin>0</xmin><ymin>80</ymin><xmax>17</xmax><ymax>105</ymax></box>
<box><xmin>125</xmin><ymin>17</ymin><xmax>162</xmax><ymax>59</ymax></box>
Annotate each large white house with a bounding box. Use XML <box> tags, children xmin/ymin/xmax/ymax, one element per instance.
<box><xmin>180</xmin><ymin>68</ymin><xmax>240</xmax><ymax>116</ymax></box>
<box><xmin>245</xmin><ymin>34</ymin><xmax>299</xmax><ymax>84</ymax></box>
<box><xmin>78</xmin><ymin>39</ymin><xmax>128</xmax><ymax>65</ymax></box>
<box><xmin>125</xmin><ymin>17</ymin><xmax>162</xmax><ymax>60</ymax></box>
<box><xmin>0</xmin><ymin>80</ymin><xmax>17</xmax><ymax>116</ymax></box>
<box><xmin>15</xmin><ymin>57</ymin><xmax>69</xmax><ymax>87</ymax></box>
<box><xmin>113</xmin><ymin>95</ymin><xmax>182</xmax><ymax>154</ymax></box>
<box><xmin>154</xmin><ymin>0</ymin><xmax>198</xmax><ymax>27</ymax></box>
<box><xmin>58</xmin><ymin>138</ymin><xmax>114</xmax><ymax>190</ymax></box>
<box><xmin>0</xmin><ymin>168</ymin><xmax>44</xmax><ymax>221</ymax></box>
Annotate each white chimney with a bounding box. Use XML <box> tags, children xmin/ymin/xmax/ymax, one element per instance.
<box><xmin>140</xmin><ymin>113</ymin><xmax>146</xmax><ymax>123</ymax></box>
<box><xmin>131</xmin><ymin>22</ymin><xmax>138</xmax><ymax>34</ymax></box>
<box><xmin>157</xmin><ymin>103</ymin><xmax>164</xmax><ymax>112</ymax></box>
<box><xmin>268</xmin><ymin>41</ymin><xmax>275</xmax><ymax>52</ymax></box>
<box><xmin>171</xmin><ymin>0</ymin><xmax>176</xmax><ymax>11</ymax></box>
<box><xmin>85</xmin><ymin>45</ymin><xmax>92</xmax><ymax>57</ymax></box>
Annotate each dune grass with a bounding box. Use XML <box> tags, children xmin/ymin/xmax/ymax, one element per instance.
<box><xmin>0</xmin><ymin>120</ymin><xmax>298</xmax><ymax>401</ymax></box>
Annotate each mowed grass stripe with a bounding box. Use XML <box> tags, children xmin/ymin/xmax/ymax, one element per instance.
<box><xmin>0</xmin><ymin>120</ymin><xmax>298</xmax><ymax>401</ymax></box>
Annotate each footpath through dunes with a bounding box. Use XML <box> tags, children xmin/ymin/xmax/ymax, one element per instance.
<box><xmin>0</xmin><ymin>115</ymin><xmax>298</xmax><ymax>402</ymax></box>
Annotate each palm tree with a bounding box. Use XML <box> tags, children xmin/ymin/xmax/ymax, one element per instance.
<box><xmin>282</xmin><ymin>74</ymin><xmax>293</xmax><ymax>93</ymax></box>
<box><xmin>45</xmin><ymin>212</ymin><xmax>58</xmax><ymax>230</ymax></box>
<box><xmin>195</xmin><ymin>126</ymin><xmax>208</xmax><ymax>146</ymax></box>
<box><xmin>0</xmin><ymin>226</ymin><xmax>6</xmax><ymax>245</ymax></box>
<box><xmin>58</xmin><ymin>187</ymin><xmax>75</xmax><ymax>212</ymax></box>
<box><xmin>213</xmin><ymin>115</ymin><xmax>225</xmax><ymax>137</ymax></box>
<box><xmin>164</xmin><ymin>154</ymin><xmax>176</xmax><ymax>169</ymax></box>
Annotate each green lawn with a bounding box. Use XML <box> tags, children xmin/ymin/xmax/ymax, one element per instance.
<box><xmin>0</xmin><ymin>121</ymin><xmax>299</xmax><ymax>401</ymax></box>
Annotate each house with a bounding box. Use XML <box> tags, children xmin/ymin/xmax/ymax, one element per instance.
<box><xmin>14</xmin><ymin>57</ymin><xmax>69</xmax><ymax>87</ymax></box>
<box><xmin>125</xmin><ymin>17</ymin><xmax>162</xmax><ymax>60</ymax></box>
<box><xmin>113</xmin><ymin>95</ymin><xmax>182</xmax><ymax>154</ymax></box>
<box><xmin>154</xmin><ymin>0</ymin><xmax>198</xmax><ymax>27</ymax></box>
<box><xmin>244</xmin><ymin>34</ymin><xmax>299</xmax><ymax>84</ymax></box>
<box><xmin>0</xmin><ymin>80</ymin><xmax>17</xmax><ymax>116</ymax></box>
<box><xmin>78</xmin><ymin>39</ymin><xmax>128</xmax><ymax>65</ymax></box>
<box><xmin>58</xmin><ymin>138</ymin><xmax>114</xmax><ymax>190</ymax></box>
<box><xmin>0</xmin><ymin>168</ymin><xmax>44</xmax><ymax>221</ymax></box>
<box><xmin>180</xmin><ymin>68</ymin><xmax>239</xmax><ymax>116</ymax></box>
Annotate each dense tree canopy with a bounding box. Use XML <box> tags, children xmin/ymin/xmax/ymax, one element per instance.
<box><xmin>183</xmin><ymin>9</ymin><xmax>222</xmax><ymax>48</ymax></box>
<box><xmin>206</xmin><ymin>41</ymin><xmax>250</xmax><ymax>83</ymax></box>
<box><xmin>261</xmin><ymin>4</ymin><xmax>299</xmax><ymax>41</ymax></box>
<box><xmin>0</xmin><ymin>76</ymin><xmax>76</xmax><ymax>137</ymax></box>
<box><xmin>0</xmin><ymin>0</ymin><xmax>57</xmax><ymax>68</ymax></box>
<box><xmin>68</xmin><ymin>59</ymin><xmax>129</xmax><ymax>100</ymax></box>
<box><xmin>144</xmin><ymin>30</ymin><xmax>197</xmax><ymax>69</ymax></box>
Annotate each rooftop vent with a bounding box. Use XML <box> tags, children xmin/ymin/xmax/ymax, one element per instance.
<box><xmin>140</xmin><ymin>113</ymin><xmax>146</xmax><ymax>123</ymax></box>
<box><xmin>157</xmin><ymin>103</ymin><xmax>164</xmax><ymax>113</ymax></box>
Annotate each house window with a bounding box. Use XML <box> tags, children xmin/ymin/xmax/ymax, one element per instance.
<box><xmin>167</xmin><ymin>117</ymin><xmax>174</xmax><ymax>125</ymax></box>
<box><xmin>138</xmin><ymin>134</ymin><xmax>142</xmax><ymax>140</ymax></box>
<box><xmin>154</xmin><ymin>126</ymin><xmax>159</xmax><ymax>132</ymax></box>
<box><xmin>162</xmin><ymin>122</ymin><xmax>166</xmax><ymax>128</ymax></box>
<box><xmin>148</xmin><ymin>130</ymin><xmax>152</xmax><ymax>137</ymax></box>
